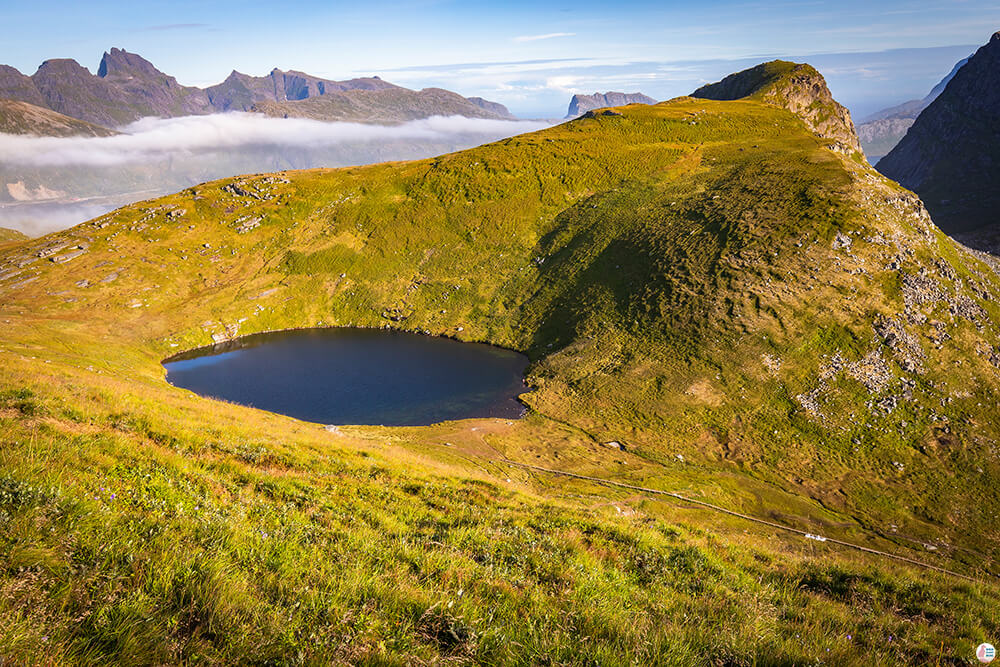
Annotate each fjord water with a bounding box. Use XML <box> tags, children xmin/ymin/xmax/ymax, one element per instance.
<box><xmin>163</xmin><ymin>328</ymin><xmax>529</xmax><ymax>426</ymax></box>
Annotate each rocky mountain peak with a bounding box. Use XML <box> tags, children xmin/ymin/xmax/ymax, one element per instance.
<box><xmin>97</xmin><ymin>48</ymin><xmax>160</xmax><ymax>79</ymax></box>
<box><xmin>35</xmin><ymin>58</ymin><xmax>91</xmax><ymax>76</ymax></box>
<box><xmin>877</xmin><ymin>30</ymin><xmax>1000</xmax><ymax>238</ymax></box>
<box><xmin>692</xmin><ymin>60</ymin><xmax>862</xmax><ymax>154</ymax></box>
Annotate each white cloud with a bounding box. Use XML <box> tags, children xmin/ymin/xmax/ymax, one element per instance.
<box><xmin>0</xmin><ymin>113</ymin><xmax>549</xmax><ymax>168</ymax></box>
<box><xmin>513</xmin><ymin>32</ymin><xmax>576</xmax><ymax>43</ymax></box>
<box><xmin>545</xmin><ymin>76</ymin><xmax>584</xmax><ymax>94</ymax></box>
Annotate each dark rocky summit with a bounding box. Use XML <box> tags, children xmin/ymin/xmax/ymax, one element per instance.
<box><xmin>692</xmin><ymin>60</ymin><xmax>862</xmax><ymax>154</ymax></box>
<box><xmin>856</xmin><ymin>57</ymin><xmax>969</xmax><ymax>162</ymax></box>
<box><xmin>565</xmin><ymin>91</ymin><xmax>656</xmax><ymax>118</ymax></box>
<box><xmin>0</xmin><ymin>49</ymin><xmax>515</xmax><ymax>127</ymax></box>
<box><xmin>878</xmin><ymin>32</ymin><xmax>1000</xmax><ymax>237</ymax></box>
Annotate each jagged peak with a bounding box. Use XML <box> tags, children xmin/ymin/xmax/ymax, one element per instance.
<box><xmin>97</xmin><ymin>47</ymin><xmax>160</xmax><ymax>78</ymax></box>
<box><xmin>692</xmin><ymin>60</ymin><xmax>862</xmax><ymax>154</ymax></box>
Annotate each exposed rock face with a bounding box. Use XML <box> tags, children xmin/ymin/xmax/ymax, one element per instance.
<box><xmin>95</xmin><ymin>48</ymin><xmax>211</xmax><ymax>118</ymax></box>
<box><xmin>856</xmin><ymin>57</ymin><xmax>969</xmax><ymax>162</ymax></box>
<box><xmin>692</xmin><ymin>61</ymin><xmax>862</xmax><ymax>154</ymax></box>
<box><xmin>878</xmin><ymin>32</ymin><xmax>1000</xmax><ymax>236</ymax></box>
<box><xmin>565</xmin><ymin>92</ymin><xmax>656</xmax><ymax>118</ymax></box>
<box><xmin>0</xmin><ymin>98</ymin><xmax>117</xmax><ymax>137</ymax></box>
<box><xmin>0</xmin><ymin>49</ymin><xmax>515</xmax><ymax>126</ymax></box>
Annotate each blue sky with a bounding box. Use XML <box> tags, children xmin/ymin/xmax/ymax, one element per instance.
<box><xmin>3</xmin><ymin>0</ymin><xmax>997</xmax><ymax>117</ymax></box>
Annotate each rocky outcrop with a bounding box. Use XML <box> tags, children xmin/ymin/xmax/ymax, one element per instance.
<box><xmin>856</xmin><ymin>57</ymin><xmax>969</xmax><ymax>162</ymax></box>
<box><xmin>0</xmin><ymin>49</ymin><xmax>516</xmax><ymax>126</ymax></box>
<box><xmin>565</xmin><ymin>92</ymin><xmax>656</xmax><ymax>118</ymax></box>
<box><xmin>878</xmin><ymin>32</ymin><xmax>1000</xmax><ymax>235</ymax></box>
<box><xmin>692</xmin><ymin>61</ymin><xmax>862</xmax><ymax>154</ymax></box>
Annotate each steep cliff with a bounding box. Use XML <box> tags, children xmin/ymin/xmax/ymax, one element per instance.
<box><xmin>878</xmin><ymin>32</ymin><xmax>1000</xmax><ymax>235</ymax></box>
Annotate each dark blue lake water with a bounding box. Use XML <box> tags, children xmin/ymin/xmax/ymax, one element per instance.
<box><xmin>163</xmin><ymin>328</ymin><xmax>529</xmax><ymax>426</ymax></box>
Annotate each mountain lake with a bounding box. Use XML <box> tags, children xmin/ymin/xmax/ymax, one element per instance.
<box><xmin>163</xmin><ymin>327</ymin><xmax>529</xmax><ymax>426</ymax></box>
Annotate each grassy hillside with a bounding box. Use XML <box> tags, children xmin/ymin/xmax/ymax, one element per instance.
<box><xmin>0</xmin><ymin>98</ymin><xmax>117</xmax><ymax>137</ymax></box>
<box><xmin>2</xmin><ymin>65</ymin><xmax>1000</xmax><ymax>664</ymax></box>
<box><xmin>0</xmin><ymin>226</ymin><xmax>27</xmax><ymax>242</ymax></box>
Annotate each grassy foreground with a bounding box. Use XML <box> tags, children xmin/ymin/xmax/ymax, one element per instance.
<box><xmin>1</xmin><ymin>64</ymin><xmax>999</xmax><ymax>664</ymax></box>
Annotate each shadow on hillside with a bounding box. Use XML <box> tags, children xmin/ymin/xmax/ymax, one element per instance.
<box><xmin>952</xmin><ymin>229</ymin><xmax>1000</xmax><ymax>258</ymax></box>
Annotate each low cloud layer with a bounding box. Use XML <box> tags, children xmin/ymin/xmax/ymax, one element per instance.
<box><xmin>0</xmin><ymin>113</ymin><xmax>549</xmax><ymax>168</ymax></box>
<box><xmin>0</xmin><ymin>114</ymin><xmax>550</xmax><ymax>236</ymax></box>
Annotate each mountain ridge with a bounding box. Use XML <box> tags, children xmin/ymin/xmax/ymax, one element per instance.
<box><xmin>0</xmin><ymin>48</ymin><xmax>514</xmax><ymax>126</ymax></box>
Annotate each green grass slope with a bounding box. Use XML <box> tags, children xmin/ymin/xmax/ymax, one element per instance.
<box><xmin>1</xmin><ymin>63</ymin><xmax>1000</xmax><ymax>664</ymax></box>
<box><xmin>0</xmin><ymin>226</ymin><xmax>28</xmax><ymax>242</ymax></box>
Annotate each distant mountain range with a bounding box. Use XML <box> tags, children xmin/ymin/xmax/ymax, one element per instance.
<box><xmin>565</xmin><ymin>92</ymin><xmax>656</xmax><ymax>118</ymax></box>
<box><xmin>250</xmin><ymin>87</ymin><xmax>515</xmax><ymax>124</ymax></box>
<box><xmin>0</xmin><ymin>48</ymin><xmax>515</xmax><ymax>129</ymax></box>
<box><xmin>878</xmin><ymin>31</ymin><xmax>1000</xmax><ymax>239</ymax></box>
<box><xmin>856</xmin><ymin>57</ymin><xmax>968</xmax><ymax>162</ymax></box>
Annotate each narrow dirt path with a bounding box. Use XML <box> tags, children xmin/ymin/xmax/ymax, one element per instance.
<box><xmin>499</xmin><ymin>458</ymin><xmax>991</xmax><ymax>583</ymax></box>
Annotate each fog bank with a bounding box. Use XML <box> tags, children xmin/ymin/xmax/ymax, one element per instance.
<box><xmin>0</xmin><ymin>113</ymin><xmax>551</xmax><ymax>235</ymax></box>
